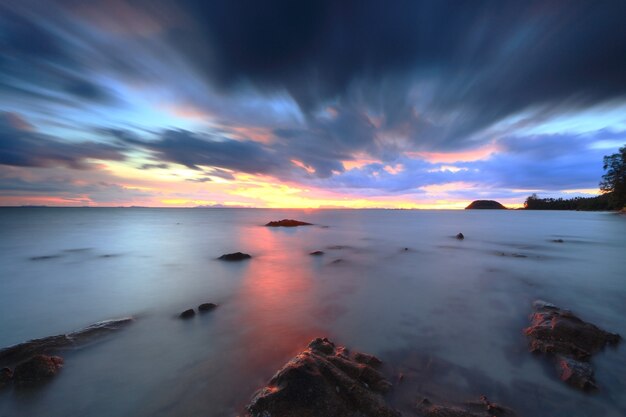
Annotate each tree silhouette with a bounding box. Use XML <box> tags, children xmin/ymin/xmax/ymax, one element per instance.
<box><xmin>600</xmin><ymin>146</ymin><xmax>626</xmax><ymax>209</ymax></box>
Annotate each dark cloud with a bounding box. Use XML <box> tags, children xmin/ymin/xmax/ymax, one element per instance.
<box><xmin>140</xmin><ymin>163</ymin><xmax>170</xmax><ymax>170</ymax></box>
<box><xmin>0</xmin><ymin>113</ymin><xmax>128</xmax><ymax>169</ymax></box>
<box><xmin>157</xmin><ymin>0</ymin><xmax>626</xmax><ymax>142</ymax></box>
<box><xmin>0</xmin><ymin>4</ymin><xmax>118</xmax><ymax>105</ymax></box>
<box><xmin>120</xmin><ymin>129</ymin><xmax>289</xmax><ymax>174</ymax></box>
<box><xmin>186</xmin><ymin>177</ymin><xmax>212</xmax><ymax>183</ymax></box>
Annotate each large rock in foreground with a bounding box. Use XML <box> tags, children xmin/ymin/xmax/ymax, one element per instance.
<box><xmin>246</xmin><ymin>337</ymin><xmax>400</xmax><ymax>417</ymax></box>
<box><xmin>524</xmin><ymin>300</ymin><xmax>620</xmax><ymax>390</ymax></box>
<box><xmin>265</xmin><ymin>219</ymin><xmax>313</xmax><ymax>227</ymax></box>
<box><xmin>465</xmin><ymin>200</ymin><xmax>506</xmax><ymax>209</ymax></box>
<box><xmin>12</xmin><ymin>355</ymin><xmax>63</xmax><ymax>387</ymax></box>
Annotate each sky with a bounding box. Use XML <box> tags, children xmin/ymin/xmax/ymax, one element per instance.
<box><xmin>1</xmin><ymin>0</ymin><xmax>625</xmax><ymax>208</ymax></box>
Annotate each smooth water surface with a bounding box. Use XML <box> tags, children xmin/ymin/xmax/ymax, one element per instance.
<box><xmin>0</xmin><ymin>208</ymin><xmax>625</xmax><ymax>416</ymax></box>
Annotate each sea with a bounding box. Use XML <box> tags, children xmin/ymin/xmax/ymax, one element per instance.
<box><xmin>0</xmin><ymin>208</ymin><xmax>625</xmax><ymax>417</ymax></box>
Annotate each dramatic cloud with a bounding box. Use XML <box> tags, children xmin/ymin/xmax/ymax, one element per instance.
<box><xmin>0</xmin><ymin>1</ymin><xmax>625</xmax><ymax>207</ymax></box>
<box><xmin>0</xmin><ymin>113</ymin><xmax>127</xmax><ymax>169</ymax></box>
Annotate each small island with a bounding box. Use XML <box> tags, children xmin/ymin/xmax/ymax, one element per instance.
<box><xmin>265</xmin><ymin>219</ymin><xmax>313</xmax><ymax>227</ymax></box>
<box><xmin>465</xmin><ymin>200</ymin><xmax>507</xmax><ymax>210</ymax></box>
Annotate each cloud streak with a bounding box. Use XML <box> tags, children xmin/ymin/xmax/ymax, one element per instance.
<box><xmin>0</xmin><ymin>1</ymin><xmax>625</xmax><ymax>206</ymax></box>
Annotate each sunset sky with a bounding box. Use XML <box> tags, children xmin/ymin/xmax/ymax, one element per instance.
<box><xmin>1</xmin><ymin>1</ymin><xmax>625</xmax><ymax>208</ymax></box>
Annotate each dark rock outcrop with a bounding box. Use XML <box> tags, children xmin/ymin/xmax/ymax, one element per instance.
<box><xmin>523</xmin><ymin>300</ymin><xmax>620</xmax><ymax>390</ymax></box>
<box><xmin>456</xmin><ymin>233</ymin><xmax>464</xmax><ymax>240</ymax></box>
<box><xmin>0</xmin><ymin>367</ymin><xmax>12</xmax><ymax>389</ymax></box>
<box><xmin>266</xmin><ymin>219</ymin><xmax>313</xmax><ymax>227</ymax></box>
<box><xmin>310</xmin><ymin>250</ymin><xmax>325</xmax><ymax>256</ymax></box>
<box><xmin>12</xmin><ymin>355</ymin><xmax>63</xmax><ymax>387</ymax></box>
<box><xmin>465</xmin><ymin>200</ymin><xmax>506</xmax><ymax>210</ymax></box>
<box><xmin>246</xmin><ymin>337</ymin><xmax>400</xmax><ymax>417</ymax></box>
<box><xmin>0</xmin><ymin>317</ymin><xmax>133</xmax><ymax>367</ymax></box>
<box><xmin>218</xmin><ymin>252</ymin><xmax>251</xmax><ymax>261</ymax></box>
<box><xmin>198</xmin><ymin>303</ymin><xmax>217</xmax><ymax>312</ymax></box>
<box><xmin>416</xmin><ymin>396</ymin><xmax>519</xmax><ymax>417</ymax></box>
<box><xmin>180</xmin><ymin>309</ymin><xmax>195</xmax><ymax>319</ymax></box>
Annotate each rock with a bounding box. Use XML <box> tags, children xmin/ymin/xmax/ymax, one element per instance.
<box><xmin>198</xmin><ymin>303</ymin><xmax>217</xmax><ymax>312</ymax></box>
<box><xmin>524</xmin><ymin>301</ymin><xmax>620</xmax><ymax>390</ymax></box>
<box><xmin>265</xmin><ymin>219</ymin><xmax>313</xmax><ymax>227</ymax></box>
<box><xmin>179</xmin><ymin>309</ymin><xmax>196</xmax><ymax>319</ymax></box>
<box><xmin>354</xmin><ymin>352</ymin><xmax>383</xmax><ymax>366</ymax></box>
<box><xmin>557</xmin><ymin>356</ymin><xmax>596</xmax><ymax>390</ymax></box>
<box><xmin>416</xmin><ymin>395</ymin><xmax>519</xmax><ymax>417</ymax></box>
<box><xmin>218</xmin><ymin>252</ymin><xmax>251</xmax><ymax>261</ymax></box>
<box><xmin>0</xmin><ymin>317</ymin><xmax>133</xmax><ymax>367</ymax></box>
<box><xmin>246</xmin><ymin>337</ymin><xmax>400</xmax><ymax>417</ymax></box>
<box><xmin>0</xmin><ymin>367</ymin><xmax>12</xmax><ymax>389</ymax></box>
<box><xmin>456</xmin><ymin>233</ymin><xmax>464</xmax><ymax>240</ymax></box>
<box><xmin>309</xmin><ymin>250</ymin><xmax>325</xmax><ymax>256</ymax></box>
<box><xmin>12</xmin><ymin>355</ymin><xmax>63</xmax><ymax>387</ymax></box>
<box><xmin>465</xmin><ymin>200</ymin><xmax>507</xmax><ymax>209</ymax></box>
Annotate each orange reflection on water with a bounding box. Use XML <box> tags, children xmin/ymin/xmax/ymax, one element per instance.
<box><xmin>230</xmin><ymin>225</ymin><xmax>324</xmax><ymax>376</ymax></box>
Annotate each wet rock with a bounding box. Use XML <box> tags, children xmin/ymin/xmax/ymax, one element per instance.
<box><xmin>456</xmin><ymin>233</ymin><xmax>464</xmax><ymax>240</ymax></box>
<box><xmin>0</xmin><ymin>317</ymin><xmax>133</xmax><ymax>367</ymax></box>
<box><xmin>310</xmin><ymin>250</ymin><xmax>325</xmax><ymax>256</ymax></box>
<box><xmin>179</xmin><ymin>309</ymin><xmax>196</xmax><ymax>319</ymax></box>
<box><xmin>524</xmin><ymin>300</ymin><xmax>620</xmax><ymax>389</ymax></box>
<box><xmin>246</xmin><ymin>337</ymin><xmax>400</xmax><ymax>417</ymax></box>
<box><xmin>198</xmin><ymin>303</ymin><xmax>217</xmax><ymax>312</ymax></box>
<box><xmin>557</xmin><ymin>356</ymin><xmax>596</xmax><ymax>390</ymax></box>
<box><xmin>416</xmin><ymin>395</ymin><xmax>519</xmax><ymax>417</ymax></box>
<box><xmin>354</xmin><ymin>352</ymin><xmax>383</xmax><ymax>367</ymax></box>
<box><xmin>12</xmin><ymin>355</ymin><xmax>63</xmax><ymax>387</ymax></box>
<box><xmin>266</xmin><ymin>219</ymin><xmax>313</xmax><ymax>227</ymax></box>
<box><xmin>0</xmin><ymin>367</ymin><xmax>12</xmax><ymax>389</ymax></box>
<box><xmin>218</xmin><ymin>252</ymin><xmax>251</xmax><ymax>261</ymax></box>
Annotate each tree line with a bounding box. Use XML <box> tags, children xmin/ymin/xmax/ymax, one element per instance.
<box><xmin>524</xmin><ymin>145</ymin><xmax>626</xmax><ymax>211</ymax></box>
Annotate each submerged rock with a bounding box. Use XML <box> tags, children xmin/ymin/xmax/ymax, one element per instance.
<box><xmin>310</xmin><ymin>250</ymin><xmax>325</xmax><ymax>256</ymax></box>
<box><xmin>179</xmin><ymin>309</ymin><xmax>196</xmax><ymax>319</ymax></box>
<box><xmin>524</xmin><ymin>300</ymin><xmax>620</xmax><ymax>389</ymax></box>
<box><xmin>0</xmin><ymin>317</ymin><xmax>133</xmax><ymax>367</ymax></box>
<box><xmin>246</xmin><ymin>337</ymin><xmax>400</xmax><ymax>417</ymax></box>
<box><xmin>12</xmin><ymin>355</ymin><xmax>63</xmax><ymax>387</ymax></box>
<box><xmin>198</xmin><ymin>303</ymin><xmax>217</xmax><ymax>312</ymax></box>
<box><xmin>416</xmin><ymin>395</ymin><xmax>519</xmax><ymax>417</ymax></box>
<box><xmin>0</xmin><ymin>367</ymin><xmax>12</xmax><ymax>389</ymax></box>
<box><xmin>218</xmin><ymin>252</ymin><xmax>251</xmax><ymax>261</ymax></box>
<box><xmin>465</xmin><ymin>200</ymin><xmax>506</xmax><ymax>209</ymax></box>
<box><xmin>456</xmin><ymin>233</ymin><xmax>464</xmax><ymax>240</ymax></box>
<box><xmin>266</xmin><ymin>219</ymin><xmax>313</xmax><ymax>227</ymax></box>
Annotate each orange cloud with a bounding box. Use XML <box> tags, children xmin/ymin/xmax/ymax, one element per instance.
<box><xmin>290</xmin><ymin>159</ymin><xmax>316</xmax><ymax>174</ymax></box>
<box><xmin>409</xmin><ymin>143</ymin><xmax>499</xmax><ymax>163</ymax></box>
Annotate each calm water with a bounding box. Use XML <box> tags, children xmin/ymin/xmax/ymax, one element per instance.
<box><xmin>0</xmin><ymin>208</ymin><xmax>625</xmax><ymax>417</ymax></box>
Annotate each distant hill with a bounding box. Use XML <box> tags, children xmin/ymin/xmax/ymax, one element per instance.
<box><xmin>465</xmin><ymin>200</ymin><xmax>507</xmax><ymax>209</ymax></box>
